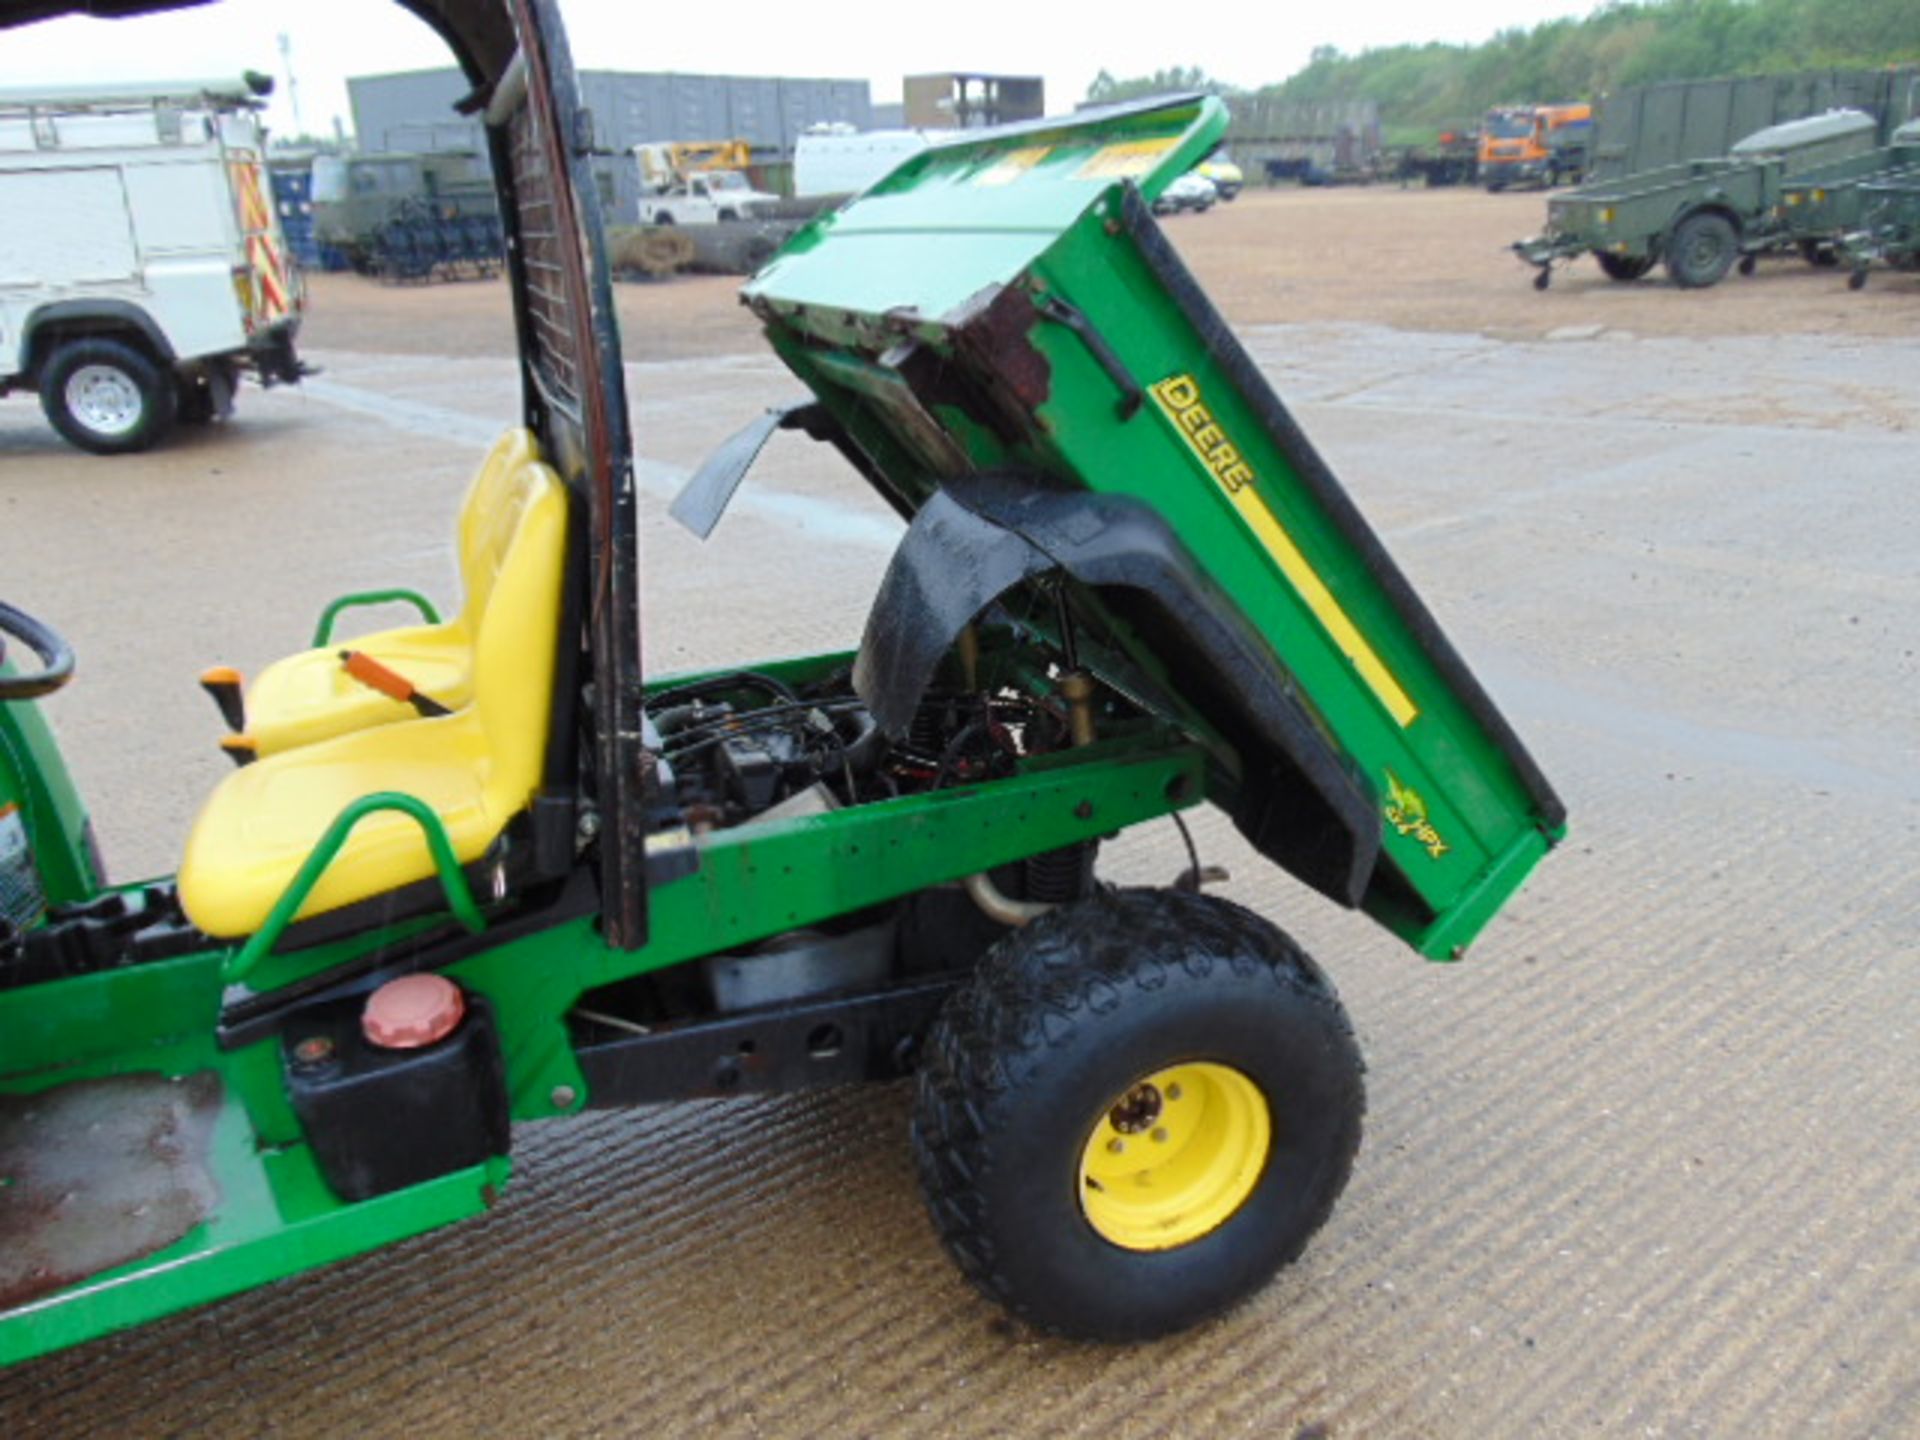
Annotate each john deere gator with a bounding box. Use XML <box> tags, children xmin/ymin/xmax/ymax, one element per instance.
<box><xmin>0</xmin><ymin>0</ymin><xmax>1562</xmax><ymax>1362</ymax></box>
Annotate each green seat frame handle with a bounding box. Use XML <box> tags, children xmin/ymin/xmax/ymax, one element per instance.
<box><xmin>312</xmin><ymin>589</ymin><xmax>442</xmax><ymax>647</ymax></box>
<box><xmin>224</xmin><ymin>791</ymin><xmax>485</xmax><ymax>983</ymax></box>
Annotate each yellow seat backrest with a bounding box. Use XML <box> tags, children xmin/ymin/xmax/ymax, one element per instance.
<box><xmin>235</xmin><ymin>429</ymin><xmax>544</xmax><ymax>759</ymax></box>
<box><xmin>467</xmin><ymin>459</ymin><xmax>570</xmax><ymax>789</ymax></box>
<box><xmin>457</xmin><ymin>427</ymin><xmax>540</xmax><ymax>632</ymax></box>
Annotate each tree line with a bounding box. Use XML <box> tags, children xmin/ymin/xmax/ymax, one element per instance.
<box><xmin>1085</xmin><ymin>0</ymin><xmax>1919</xmax><ymax>136</ymax></box>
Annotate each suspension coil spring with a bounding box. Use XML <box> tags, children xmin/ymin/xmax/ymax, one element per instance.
<box><xmin>1022</xmin><ymin>840</ymin><xmax>1098</xmax><ymax>905</ymax></box>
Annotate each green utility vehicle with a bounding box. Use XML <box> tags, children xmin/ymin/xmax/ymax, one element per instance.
<box><xmin>1773</xmin><ymin>119</ymin><xmax>1920</xmax><ymax>265</ymax></box>
<box><xmin>1515</xmin><ymin>109</ymin><xmax>1878</xmax><ymax>289</ymax></box>
<box><xmin>0</xmin><ymin>0</ymin><xmax>1562</xmax><ymax>1364</ymax></box>
<box><xmin>1839</xmin><ymin>171</ymin><xmax>1920</xmax><ymax>287</ymax></box>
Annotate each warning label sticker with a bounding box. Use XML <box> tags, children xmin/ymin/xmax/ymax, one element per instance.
<box><xmin>0</xmin><ymin>802</ymin><xmax>43</xmax><ymax>928</ymax></box>
<box><xmin>1073</xmin><ymin>136</ymin><xmax>1178</xmax><ymax>181</ymax></box>
<box><xmin>972</xmin><ymin>145</ymin><xmax>1053</xmax><ymax>186</ymax></box>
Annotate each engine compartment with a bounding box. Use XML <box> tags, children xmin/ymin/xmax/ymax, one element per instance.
<box><xmin>649</xmin><ymin>669</ymin><xmax>1079</xmax><ymax>832</ymax></box>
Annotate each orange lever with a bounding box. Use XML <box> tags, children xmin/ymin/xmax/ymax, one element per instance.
<box><xmin>199</xmin><ymin>665</ymin><xmax>246</xmax><ymax>732</ymax></box>
<box><xmin>339</xmin><ymin>650</ymin><xmax>451</xmax><ymax>717</ymax></box>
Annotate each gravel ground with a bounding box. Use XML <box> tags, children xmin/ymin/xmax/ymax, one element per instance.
<box><xmin>293</xmin><ymin>184</ymin><xmax>1920</xmax><ymax>363</ymax></box>
<box><xmin>0</xmin><ymin>182</ymin><xmax>1915</xmax><ymax>1438</ymax></box>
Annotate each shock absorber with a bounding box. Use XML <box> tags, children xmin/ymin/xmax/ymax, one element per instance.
<box><xmin>1022</xmin><ymin>839</ymin><xmax>1097</xmax><ymax>904</ymax></box>
<box><xmin>1022</xmin><ymin>604</ymin><xmax>1099</xmax><ymax>904</ymax></box>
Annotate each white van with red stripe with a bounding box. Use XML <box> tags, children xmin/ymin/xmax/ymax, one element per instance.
<box><xmin>0</xmin><ymin>74</ymin><xmax>307</xmax><ymax>454</ymax></box>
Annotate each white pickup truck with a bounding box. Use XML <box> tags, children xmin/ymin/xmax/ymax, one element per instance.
<box><xmin>635</xmin><ymin>169</ymin><xmax>781</xmax><ymax>226</ymax></box>
<box><xmin>0</xmin><ymin>75</ymin><xmax>306</xmax><ymax>455</ymax></box>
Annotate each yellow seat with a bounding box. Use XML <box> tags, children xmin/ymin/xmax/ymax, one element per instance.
<box><xmin>243</xmin><ymin>428</ymin><xmax>538</xmax><ymax>756</ymax></box>
<box><xmin>179</xmin><ymin>456</ymin><xmax>568</xmax><ymax>940</ymax></box>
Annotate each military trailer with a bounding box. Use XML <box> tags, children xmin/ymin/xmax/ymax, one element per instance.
<box><xmin>311</xmin><ymin>150</ymin><xmax>504</xmax><ymax>279</ymax></box>
<box><xmin>1774</xmin><ymin>119</ymin><xmax>1920</xmax><ymax>265</ymax></box>
<box><xmin>1839</xmin><ymin>172</ymin><xmax>1920</xmax><ymax>287</ymax></box>
<box><xmin>1514</xmin><ymin>110</ymin><xmax>1878</xmax><ymax>289</ymax></box>
<box><xmin>1588</xmin><ymin>66</ymin><xmax>1920</xmax><ymax>182</ymax></box>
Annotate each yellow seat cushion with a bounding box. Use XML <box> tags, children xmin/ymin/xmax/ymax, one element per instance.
<box><xmin>180</xmin><ymin>456</ymin><xmax>568</xmax><ymax>940</ymax></box>
<box><xmin>245</xmin><ymin>622</ymin><xmax>474</xmax><ymax>754</ymax></box>
<box><xmin>181</xmin><ymin>717</ymin><xmax>507</xmax><ymax>937</ymax></box>
<box><xmin>243</xmin><ymin>427</ymin><xmax>537</xmax><ymax>756</ymax></box>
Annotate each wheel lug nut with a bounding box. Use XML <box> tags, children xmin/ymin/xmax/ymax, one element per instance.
<box><xmin>1166</xmin><ymin>1083</ymin><xmax>1183</xmax><ymax>1101</ymax></box>
<box><xmin>1151</xmin><ymin>1127</ymin><xmax>1169</xmax><ymax>1143</ymax></box>
<box><xmin>1107</xmin><ymin>1138</ymin><xmax>1125</xmax><ymax>1154</ymax></box>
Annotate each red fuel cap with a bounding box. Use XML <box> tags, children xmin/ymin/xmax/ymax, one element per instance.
<box><xmin>362</xmin><ymin>974</ymin><xmax>466</xmax><ymax>1050</ymax></box>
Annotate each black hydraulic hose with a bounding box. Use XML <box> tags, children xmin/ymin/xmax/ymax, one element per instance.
<box><xmin>931</xmin><ymin>719</ymin><xmax>991</xmax><ymax>789</ymax></box>
<box><xmin>643</xmin><ymin>670</ymin><xmax>798</xmax><ymax>712</ymax></box>
<box><xmin>660</xmin><ymin>699</ymin><xmax>871</xmax><ymax>761</ymax></box>
<box><xmin>839</xmin><ymin>707</ymin><xmax>883</xmax><ymax>773</ymax></box>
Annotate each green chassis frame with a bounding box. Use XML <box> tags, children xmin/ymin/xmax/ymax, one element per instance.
<box><xmin>0</xmin><ymin>647</ymin><xmax>1204</xmax><ymax>1364</ymax></box>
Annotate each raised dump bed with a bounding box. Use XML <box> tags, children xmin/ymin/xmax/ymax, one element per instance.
<box><xmin>1515</xmin><ymin>108</ymin><xmax>1879</xmax><ymax>287</ymax></box>
<box><xmin>741</xmin><ymin>94</ymin><xmax>1564</xmax><ymax>959</ymax></box>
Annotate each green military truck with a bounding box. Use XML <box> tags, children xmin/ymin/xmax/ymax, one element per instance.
<box><xmin>1514</xmin><ymin>109</ymin><xmax>1878</xmax><ymax>289</ymax></box>
<box><xmin>1774</xmin><ymin>119</ymin><xmax>1920</xmax><ymax>266</ymax></box>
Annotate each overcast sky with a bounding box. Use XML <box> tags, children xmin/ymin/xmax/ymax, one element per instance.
<box><xmin>3</xmin><ymin>0</ymin><xmax>1598</xmax><ymax>138</ymax></box>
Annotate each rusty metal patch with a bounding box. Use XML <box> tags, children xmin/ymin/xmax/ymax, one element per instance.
<box><xmin>0</xmin><ymin>1071</ymin><xmax>222</xmax><ymax>1309</ymax></box>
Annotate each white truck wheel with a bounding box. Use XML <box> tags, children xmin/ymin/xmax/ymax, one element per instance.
<box><xmin>38</xmin><ymin>337</ymin><xmax>176</xmax><ymax>455</ymax></box>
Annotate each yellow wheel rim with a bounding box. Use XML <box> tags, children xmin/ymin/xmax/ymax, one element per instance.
<box><xmin>1077</xmin><ymin>1061</ymin><xmax>1272</xmax><ymax>1251</ymax></box>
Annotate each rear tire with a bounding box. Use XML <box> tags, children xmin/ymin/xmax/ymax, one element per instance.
<box><xmin>1665</xmin><ymin>211</ymin><xmax>1738</xmax><ymax>289</ymax></box>
<box><xmin>911</xmin><ymin>888</ymin><xmax>1365</xmax><ymax>1341</ymax></box>
<box><xmin>1595</xmin><ymin>251</ymin><xmax>1654</xmax><ymax>282</ymax></box>
<box><xmin>38</xmin><ymin>337</ymin><xmax>176</xmax><ymax>455</ymax></box>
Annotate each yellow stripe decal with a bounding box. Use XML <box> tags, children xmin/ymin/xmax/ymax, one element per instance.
<box><xmin>1149</xmin><ymin>373</ymin><xmax>1418</xmax><ymax>727</ymax></box>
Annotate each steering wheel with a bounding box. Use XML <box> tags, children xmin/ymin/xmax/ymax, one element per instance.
<box><xmin>0</xmin><ymin>600</ymin><xmax>76</xmax><ymax>701</ymax></box>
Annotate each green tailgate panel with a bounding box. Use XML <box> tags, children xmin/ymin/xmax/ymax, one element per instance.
<box><xmin>746</xmin><ymin>95</ymin><xmax>1564</xmax><ymax>957</ymax></box>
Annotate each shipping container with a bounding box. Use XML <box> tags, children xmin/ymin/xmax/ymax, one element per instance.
<box><xmin>350</xmin><ymin>68</ymin><xmax>873</xmax><ymax>160</ymax></box>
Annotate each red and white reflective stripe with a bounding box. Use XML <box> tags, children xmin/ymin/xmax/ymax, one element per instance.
<box><xmin>249</xmin><ymin>233</ymin><xmax>289</xmax><ymax>317</ymax></box>
<box><xmin>228</xmin><ymin>158</ymin><xmax>291</xmax><ymax>323</ymax></box>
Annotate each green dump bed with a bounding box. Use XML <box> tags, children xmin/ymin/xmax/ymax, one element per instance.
<box><xmin>742</xmin><ymin>95</ymin><xmax>1563</xmax><ymax>958</ymax></box>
